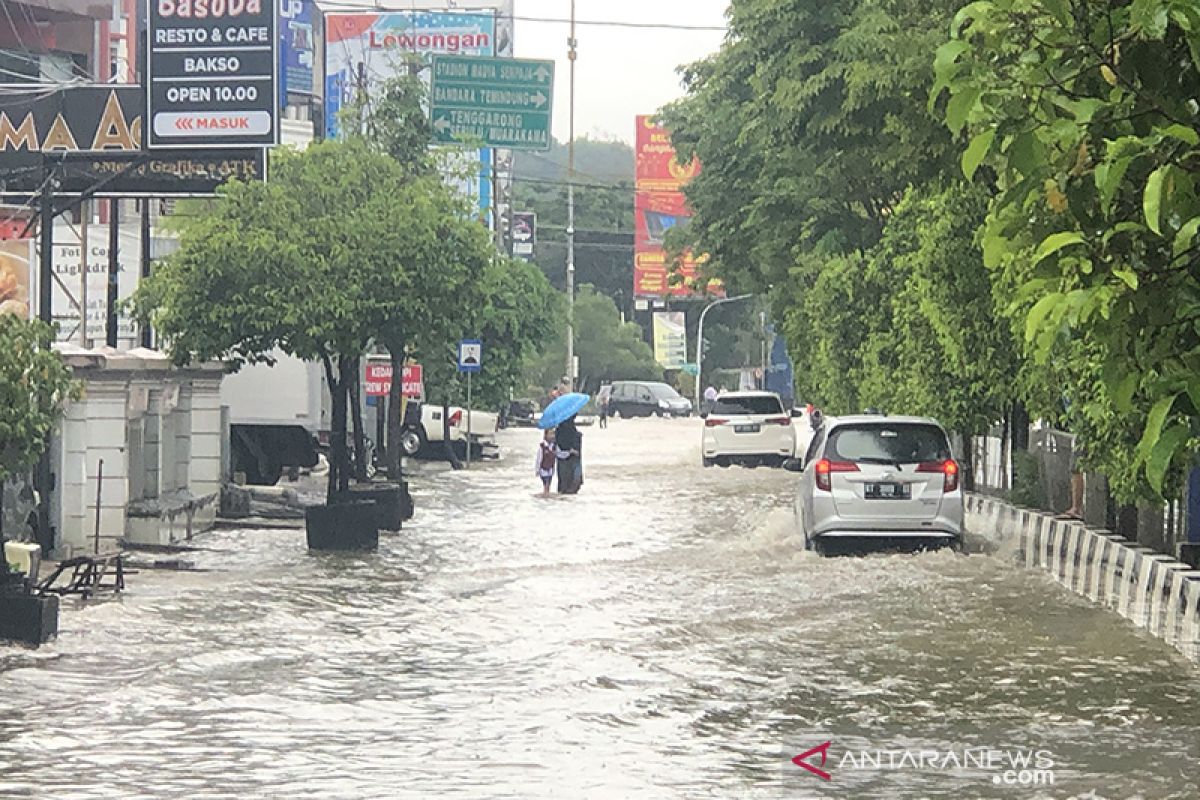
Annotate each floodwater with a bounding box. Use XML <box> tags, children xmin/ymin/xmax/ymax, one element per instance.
<box><xmin>1</xmin><ymin>418</ymin><xmax>1198</xmax><ymax>799</ymax></box>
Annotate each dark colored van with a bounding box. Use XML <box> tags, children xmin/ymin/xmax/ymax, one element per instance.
<box><xmin>607</xmin><ymin>381</ymin><xmax>693</xmax><ymax>418</ymax></box>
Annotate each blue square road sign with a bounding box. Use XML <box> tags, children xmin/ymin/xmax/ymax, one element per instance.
<box><xmin>458</xmin><ymin>339</ymin><xmax>483</xmax><ymax>373</ymax></box>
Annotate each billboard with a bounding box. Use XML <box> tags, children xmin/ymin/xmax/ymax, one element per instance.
<box><xmin>146</xmin><ymin>0</ymin><xmax>279</xmax><ymax>149</ymax></box>
<box><xmin>511</xmin><ymin>211</ymin><xmax>535</xmax><ymax>260</ymax></box>
<box><xmin>30</xmin><ymin>225</ymin><xmax>144</xmax><ymax>347</ymax></box>
<box><xmin>364</xmin><ymin>362</ymin><xmax>424</xmax><ymax>398</ymax></box>
<box><xmin>280</xmin><ymin>0</ymin><xmax>315</xmax><ymax>99</ymax></box>
<box><xmin>323</xmin><ymin>9</ymin><xmax>515</xmax><ymax>225</ymax></box>
<box><xmin>634</xmin><ymin>115</ymin><xmax>719</xmax><ymax>298</ymax></box>
<box><xmin>652</xmin><ymin>311</ymin><xmax>687</xmax><ymax>370</ymax></box>
<box><xmin>0</xmin><ymin>240</ymin><xmax>32</xmax><ymax>318</ymax></box>
<box><xmin>0</xmin><ymin>85</ymin><xmax>266</xmax><ymax>197</ymax></box>
<box><xmin>324</xmin><ymin>11</ymin><xmax>498</xmax><ymax>140</ymax></box>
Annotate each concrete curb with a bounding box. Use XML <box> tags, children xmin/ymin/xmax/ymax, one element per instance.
<box><xmin>966</xmin><ymin>494</ymin><xmax>1200</xmax><ymax>663</ymax></box>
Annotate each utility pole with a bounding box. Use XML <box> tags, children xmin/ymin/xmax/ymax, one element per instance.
<box><xmin>35</xmin><ymin>160</ymin><xmax>59</xmax><ymax>558</ymax></box>
<box><xmin>565</xmin><ymin>0</ymin><xmax>577</xmax><ymax>392</ymax></box>
<box><xmin>79</xmin><ymin>200</ymin><xmax>89</xmax><ymax>347</ymax></box>
<box><xmin>106</xmin><ymin>199</ymin><xmax>119</xmax><ymax>348</ymax></box>
<box><xmin>760</xmin><ymin>310</ymin><xmax>768</xmax><ymax>390</ymax></box>
<box><xmin>140</xmin><ymin>200</ymin><xmax>152</xmax><ymax>348</ymax></box>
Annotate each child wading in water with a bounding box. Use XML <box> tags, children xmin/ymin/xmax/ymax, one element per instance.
<box><xmin>536</xmin><ymin>429</ymin><xmax>557</xmax><ymax>497</ymax></box>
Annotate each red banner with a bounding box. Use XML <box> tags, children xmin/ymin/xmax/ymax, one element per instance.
<box><xmin>364</xmin><ymin>363</ymin><xmax>423</xmax><ymax>398</ymax></box>
<box><xmin>633</xmin><ymin>115</ymin><xmax>721</xmax><ymax>298</ymax></box>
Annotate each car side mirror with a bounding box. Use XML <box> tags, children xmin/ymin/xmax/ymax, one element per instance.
<box><xmin>791</xmin><ymin>408</ymin><xmax>803</xmax><ymax>418</ymax></box>
<box><xmin>782</xmin><ymin>458</ymin><xmax>804</xmax><ymax>472</ymax></box>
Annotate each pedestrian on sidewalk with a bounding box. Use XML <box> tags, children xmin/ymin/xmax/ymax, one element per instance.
<box><xmin>1063</xmin><ymin>435</ymin><xmax>1087</xmax><ymax>520</ymax></box>
<box><xmin>535</xmin><ymin>429</ymin><xmax>557</xmax><ymax>497</ymax></box>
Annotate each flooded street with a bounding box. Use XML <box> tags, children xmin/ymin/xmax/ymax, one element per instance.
<box><xmin>2</xmin><ymin>418</ymin><xmax>1199</xmax><ymax>799</ymax></box>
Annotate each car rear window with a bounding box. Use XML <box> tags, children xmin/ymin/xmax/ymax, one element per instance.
<box><xmin>826</xmin><ymin>423</ymin><xmax>950</xmax><ymax>464</ymax></box>
<box><xmin>711</xmin><ymin>396</ymin><xmax>784</xmax><ymax>416</ymax></box>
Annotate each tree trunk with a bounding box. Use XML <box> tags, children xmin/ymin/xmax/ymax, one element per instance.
<box><xmin>348</xmin><ymin>356</ymin><xmax>368</xmax><ymax>483</ymax></box>
<box><xmin>1011</xmin><ymin>402</ymin><xmax>1030</xmax><ymax>452</ymax></box>
<box><xmin>323</xmin><ymin>354</ymin><xmax>352</xmax><ymax>503</ymax></box>
<box><xmin>385</xmin><ymin>345</ymin><xmax>404</xmax><ymax>479</ymax></box>
<box><xmin>960</xmin><ymin>431</ymin><xmax>976</xmax><ymax>493</ymax></box>
<box><xmin>443</xmin><ymin>395</ymin><xmax>463</xmax><ymax>470</ymax></box>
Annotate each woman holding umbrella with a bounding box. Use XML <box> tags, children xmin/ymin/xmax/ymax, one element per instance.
<box><xmin>538</xmin><ymin>392</ymin><xmax>588</xmax><ymax>495</ymax></box>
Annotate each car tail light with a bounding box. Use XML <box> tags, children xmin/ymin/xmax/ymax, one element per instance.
<box><xmin>765</xmin><ymin>416</ymin><xmax>791</xmax><ymax>426</ymax></box>
<box><xmin>705</xmin><ymin>417</ymin><xmax>728</xmax><ymax>428</ymax></box>
<box><xmin>448</xmin><ymin>410</ymin><xmax>463</xmax><ymax>427</ymax></box>
<box><xmin>814</xmin><ymin>458</ymin><xmax>858</xmax><ymax>491</ymax></box>
<box><xmin>917</xmin><ymin>459</ymin><xmax>960</xmax><ymax>493</ymax></box>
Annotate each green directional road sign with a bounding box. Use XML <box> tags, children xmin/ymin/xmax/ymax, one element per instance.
<box><xmin>430</xmin><ymin>55</ymin><xmax>555</xmax><ymax>151</ymax></box>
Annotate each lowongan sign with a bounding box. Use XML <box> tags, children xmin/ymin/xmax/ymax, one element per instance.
<box><xmin>147</xmin><ymin>0</ymin><xmax>279</xmax><ymax>149</ymax></box>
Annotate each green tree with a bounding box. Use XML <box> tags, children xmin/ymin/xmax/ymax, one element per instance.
<box><xmin>133</xmin><ymin>139</ymin><xmax>490</xmax><ymax>500</ymax></box>
<box><xmin>528</xmin><ymin>285</ymin><xmax>661</xmax><ymax>394</ymax></box>
<box><xmin>416</xmin><ymin>255</ymin><xmax>563</xmax><ymax>411</ymax></box>
<box><xmin>0</xmin><ymin>316</ymin><xmax>78</xmax><ymax>578</ymax></box>
<box><xmin>937</xmin><ymin>0</ymin><xmax>1200</xmax><ymax>498</ymax></box>
<box><xmin>512</xmin><ymin>138</ymin><xmax>635</xmax><ymax>313</ymax></box>
<box><xmin>661</xmin><ymin>0</ymin><xmax>967</xmax><ymax>410</ymax></box>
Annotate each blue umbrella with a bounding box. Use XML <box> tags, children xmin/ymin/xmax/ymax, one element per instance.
<box><xmin>538</xmin><ymin>393</ymin><xmax>590</xmax><ymax>429</ymax></box>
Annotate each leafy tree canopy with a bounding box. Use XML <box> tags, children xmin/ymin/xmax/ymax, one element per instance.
<box><xmin>526</xmin><ymin>285</ymin><xmax>662</xmax><ymax>395</ymax></box>
<box><xmin>938</xmin><ymin>0</ymin><xmax>1200</xmax><ymax>497</ymax></box>
<box><xmin>0</xmin><ymin>316</ymin><xmax>78</xmax><ymax>485</ymax></box>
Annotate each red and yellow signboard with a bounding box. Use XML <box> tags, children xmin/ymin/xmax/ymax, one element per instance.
<box><xmin>633</xmin><ymin>115</ymin><xmax>720</xmax><ymax>298</ymax></box>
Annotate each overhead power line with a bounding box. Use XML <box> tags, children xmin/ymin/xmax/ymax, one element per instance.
<box><xmin>316</xmin><ymin>4</ymin><xmax>728</xmax><ymax>32</ymax></box>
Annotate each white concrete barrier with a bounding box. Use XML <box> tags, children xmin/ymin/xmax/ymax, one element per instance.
<box><xmin>966</xmin><ymin>494</ymin><xmax>1200</xmax><ymax>663</ymax></box>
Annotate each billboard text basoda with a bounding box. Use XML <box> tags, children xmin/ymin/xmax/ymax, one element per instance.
<box><xmin>634</xmin><ymin>115</ymin><xmax>720</xmax><ymax>298</ymax></box>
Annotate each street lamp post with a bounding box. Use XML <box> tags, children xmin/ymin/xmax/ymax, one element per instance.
<box><xmin>565</xmin><ymin>1</ymin><xmax>577</xmax><ymax>391</ymax></box>
<box><xmin>694</xmin><ymin>293</ymin><xmax>753</xmax><ymax>411</ymax></box>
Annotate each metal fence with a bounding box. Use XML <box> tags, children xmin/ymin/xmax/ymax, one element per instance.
<box><xmin>970</xmin><ymin>425</ymin><xmax>1187</xmax><ymax>555</ymax></box>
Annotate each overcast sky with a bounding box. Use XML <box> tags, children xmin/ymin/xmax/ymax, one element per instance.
<box><xmin>322</xmin><ymin>0</ymin><xmax>730</xmax><ymax>144</ymax></box>
<box><xmin>512</xmin><ymin>1</ymin><xmax>729</xmax><ymax>144</ymax></box>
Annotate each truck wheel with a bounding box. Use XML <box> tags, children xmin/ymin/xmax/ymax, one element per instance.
<box><xmin>400</xmin><ymin>426</ymin><xmax>427</xmax><ymax>457</ymax></box>
<box><xmin>246</xmin><ymin>456</ymin><xmax>282</xmax><ymax>486</ymax></box>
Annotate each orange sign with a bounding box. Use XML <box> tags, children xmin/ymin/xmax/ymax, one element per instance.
<box><xmin>633</xmin><ymin>115</ymin><xmax>720</xmax><ymax>298</ymax></box>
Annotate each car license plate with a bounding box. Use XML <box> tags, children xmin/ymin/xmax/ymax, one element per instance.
<box><xmin>734</xmin><ymin>424</ymin><xmax>760</xmax><ymax>433</ymax></box>
<box><xmin>865</xmin><ymin>482</ymin><xmax>910</xmax><ymax>499</ymax></box>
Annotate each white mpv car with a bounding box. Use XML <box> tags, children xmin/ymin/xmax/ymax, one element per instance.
<box><xmin>701</xmin><ymin>391</ymin><xmax>797</xmax><ymax>468</ymax></box>
<box><xmin>787</xmin><ymin>415</ymin><xmax>964</xmax><ymax>555</ymax></box>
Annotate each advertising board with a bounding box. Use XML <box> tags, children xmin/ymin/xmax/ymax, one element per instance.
<box><xmin>364</xmin><ymin>363</ymin><xmax>424</xmax><ymax>398</ymax></box>
<box><xmin>146</xmin><ymin>0</ymin><xmax>279</xmax><ymax>149</ymax></box>
<box><xmin>25</xmin><ymin>225</ymin><xmax>144</xmax><ymax>347</ymax></box>
<box><xmin>511</xmin><ymin>211</ymin><xmax>535</xmax><ymax>260</ymax></box>
<box><xmin>324</xmin><ymin>11</ymin><xmax>497</xmax><ymax>140</ymax></box>
<box><xmin>0</xmin><ymin>85</ymin><xmax>265</xmax><ymax>197</ymax></box>
<box><xmin>280</xmin><ymin>0</ymin><xmax>315</xmax><ymax>99</ymax></box>
<box><xmin>652</xmin><ymin>311</ymin><xmax>687</xmax><ymax>369</ymax></box>
<box><xmin>634</xmin><ymin>115</ymin><xmax>720</xmax><ymax>298</ymax></box>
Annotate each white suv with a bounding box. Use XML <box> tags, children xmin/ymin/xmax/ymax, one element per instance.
<box><xmin>786</xmin><ymin>415</ymin><xmax>963</xmax><ymax>555</ymax></box>
<box><xmin>701</xmin><ymin>391</ymin><xmax>797</xmax><ymax>468</ymax></box>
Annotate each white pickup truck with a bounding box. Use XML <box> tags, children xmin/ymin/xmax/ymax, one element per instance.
<box><xmin>400</xmin><ymin>402</ymin><xmax>500</xmax><ymax>459</ymax></box>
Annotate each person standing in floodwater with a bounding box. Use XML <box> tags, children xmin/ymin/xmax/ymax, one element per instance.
<box><xmin>555</xmin><ymin>416</ymin><xmax>583</xmax><ymax>494</ymax></box>
<box><xmin>535</xmin><ymin>429</ymin><xmax>557</xmax><ymax>497</ymax></box>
